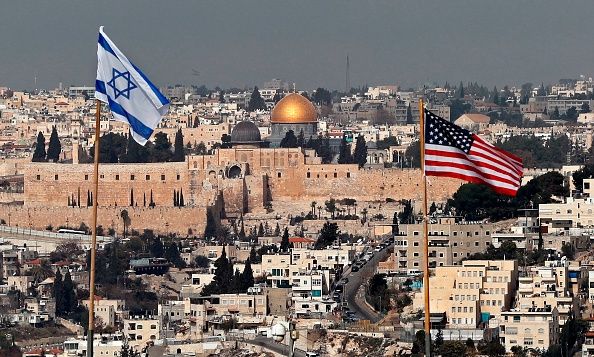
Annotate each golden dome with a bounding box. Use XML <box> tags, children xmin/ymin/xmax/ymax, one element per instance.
<box><xmin>270</xmin><ymin>93</ymin><xmax>317</xmax><ymax>124</ymax></box>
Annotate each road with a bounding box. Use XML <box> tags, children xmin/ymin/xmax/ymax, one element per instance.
<box><xmin>343</xmin><ymin>243</ymin><xmax>394</xmax><ymax>323</ymax></box>
<box><xmin>246</xmin><ymin>336</ymin><xmax>306</xmax><ymax>357</ymax></box>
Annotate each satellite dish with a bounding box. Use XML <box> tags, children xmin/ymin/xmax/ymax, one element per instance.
<box><xmin>271</xmin><ymin>323</ymin><xmax>287</xmax><ymax>342</ymax></box>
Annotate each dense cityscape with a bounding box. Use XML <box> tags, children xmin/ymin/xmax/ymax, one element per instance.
<box><xmin>4</xmin><ymin>2</ymin><xmax>594</xmax><ymax>357</ymax></box>
<box><xmin>1</xmin><ymin>74</ymin><xmax>594</xmax><ymax>357</ymax></box>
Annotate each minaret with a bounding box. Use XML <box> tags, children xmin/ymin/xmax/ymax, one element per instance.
<box><xmin>345</xmin><ymin>55</ymin><xmax>350</xmax><ymax>93</ymax></box>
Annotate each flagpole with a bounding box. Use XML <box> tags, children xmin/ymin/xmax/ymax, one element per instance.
<box><xmin>87</xmin><ymin>99</ymin><xmax>101</xmax><ymax>357</ymax></box>
<box><xmin>418</xmin><ymin>98</ymin><xmax>431</xmax><ymax>356</ymax></box>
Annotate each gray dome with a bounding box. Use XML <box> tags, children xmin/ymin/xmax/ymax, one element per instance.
<box><xmin>231</xmin><ymin>121</ymin><xmax>261</xmax><ymax>143</ymax></box>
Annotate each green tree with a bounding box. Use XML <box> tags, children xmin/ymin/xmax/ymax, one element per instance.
<box><xmin>150</xmin><ymin>237</ymin><xmax>164</xmax><ymax>258</ymax></box>
<box><xmin>204</xmin><ymin>209</ymin><xmax>218</xmax><ymax>240</ymax></box>
<box><xmin>196</xmin><ymin>141</ymin><xmax>207</xmax><ymax>155</ymax></box>
<box><xmin>338</xmin><ymin>135</ymin><xmax>353</xmax><ymax>164</ymax></box>
<box><xmin>53</xmin><ymin>269</ymin><xmax>63</xmax><ymax>315</ymax></box>
<box><xmin>440</xmin><ymin>341</ymin><xmax>468</xmax><ymax>357</ymax></box>
<box><xmin>151</xmin><ymin>132</ymin><xmax>173</xmax><ymax>162</ymax></box>
<box><xmin>172</xmin><ymin>129</ymin><xmax>185</xmax><ymax>162</ymax></box>
<box><xmin>47</xmin><ymin>126</ymin><xmax>62</xmax><ymax>162</ymax></box>
<box><xmin>313</xmin><ymin>87</ymin><xmax>332</xmax><ymax>106</ymax></box>
<box><xmin>367</xmin><ymin>273</ymin><xmax>390</xmax><ymax>312</ymax></box>
<box><xmin>457</xmin><ymin>81</ymin><xmax>464</xmax><ymax>98</ymax></box>
<box><xmin>280</xmin><ymin>130</ymin><xmax>298</xmax><ymax>148</ymax></box>
<box><xmin>315</xmin><ymin>221</ymin><xmax>339</xmax><ymax>249</ymax></box>
<box><xmin>297</xmin><ymin>129</ymin><xmax>306</xmax><ymax>148</ymax></box>
<box><xmin>194</xmin><ymin>255</ymin><xmax>211</xmax><ymax>268</ymax></box>
<box><xmin>280</xmin><ymin>227</ymin><xmax>291</xmax><ymax>252</ymax></box>
<box><xmin>32</xmin><ymin>132</ymin><xmax>47</xmax><ymax>162</ymax></box>
<box><xmin>240</xmin><ymin>258</ymin><xmax>255</xmax><ymax>292</ymax></box>
<box><xmin>164</xmin><ymin>241</ymin><xmax>185</xmax><ymax>268</ymax></box>
<box><xmin>248</xmin><ymin>86</ymin><xmax>267</xmax><ymax>111</ymax></box>
<box><xmin>392</xmin><ymin>212</ymin><xmax>399</xmax><ymax>235</ymax></box>
<box><xmin>398</xmin><ymin>199</ymin><xmax>415</xmax><ymax>224</ymax></box>
<box><xmin>566</xmin><ymin>106</ymin><xmax>578</xmax><ymax>121</ymax></box>
<box><xmin>561</xmin><ymin>242</ymin><xmax>576</xmax><ymax>260</ymax></box>
<box><xmin>320</xmin><ymin>134</ymin><xmax>333</xmax><ymax>163</ymax></box>
<box><xmin>92</xmin><ymin>132</ymin><xmax>128</xmax><ymax>163</ymax></box>
<box><xmin>62</xmin><ymin>271</ymin><xmax>77</xmax><ymax>316</ymax></box>
<box><xmin>201</xmin><ymin>246</ymin><xmax>234</xmax><ymax>295</ymax></box>
<box><xmin>404</xmin><ymin>140</ymin><xmax>420</xmax><ymax>168</ymax></box>
<box><xmin>353</xmin><ymin>135</ymin><xmax>368</xmax><ymax>168</ymax></box>
<box><xmin>325</xmin><ymin>198</ymin><xmax>337</xmax><ymax>219</ymax></box>
<box><xmin>477</xmin><ymin>339</ymin><xmax>506</xmax><ymax>357</ymax></box>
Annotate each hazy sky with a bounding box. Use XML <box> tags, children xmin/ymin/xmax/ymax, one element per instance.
<box><xmin>2</xmin><ymin>0</ymin><xmax>594</xmax><ymax>91</ymax></box>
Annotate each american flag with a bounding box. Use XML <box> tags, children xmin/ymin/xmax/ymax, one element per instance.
<box><xmin>423</xmin><ymin>109</ymin><xmax>523</xmax><ymax>196</ymax></box>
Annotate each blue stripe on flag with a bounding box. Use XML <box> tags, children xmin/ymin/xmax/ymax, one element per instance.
<box><xmin>132</xmin><ymin>63</ymin><xmax>170</xmax><ymax>106</ymax></box>
<box><xmin>106</xmin><ymin>97</ymin><xmax>154</xmax><ymax>140</ymax></box>
<box><xmin>98</xmin><ymin>33</ymin><xmax>117</xmax><ymax>57</ymax></box>
<box><xmin>96</xmin><ymin>80</ymin><xmax>107</xmax><ymax>94</ymax></box>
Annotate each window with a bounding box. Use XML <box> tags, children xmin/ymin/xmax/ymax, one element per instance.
<box><xmin>347</xmin><ymin>172</ymin><xmax>350</xmax><ymax>178</ymax></box>
<box><xmin>177</xmin><ymin>174</ymin><xmax>180</xmax><ymax>180</ymax></box>
<box><xmin>475</xmin><ymin>242</ymin><xmax>479</xmax><ymax>246</ymax></box>
<box><xmin>334</xmin><ymin>173</ymin><xmax>337</xmax><ymax>178</ymax></box>
<box><xmin>277</xmin><ymin>172</ymin><xmax>281</xmax><ymax>178</ymax></box>
<box><xmin>85</xmin><ymin>174</ymin><xmax>89</xmax><ymax>180</ymax></box>
<box><xmin>161</xmin><ymin>174</ymin><xmax>165</xmax><ymax>180</ymax></box>
<box><xmin>131</xmin><ymin>174</ymin><xmax>135</xmax><ymax>180</ymax></box>
<box><xmin>307</xmin><ymin>172</ymin><xmax>311</xmax><ymax>178</ymax></box>
<box><xmin>54</xmin><ymin>174</ymin><xmax>58</xmax><ymax>180</ymax></box>
<box><xmin>115</xmin><ymin>174</ymin><xmax>119</xmax><ymax>180</ymax></box>
<box><xmin>413</xmin><ymin>242</ymin><xmax>419</xmax><ymax>246</ymax></box>
<box><xmin>146</xmin><ymin>175</ymin><xmax>150</xmax><ymax>180</ymax></box>
<box><xmin>36</xmin><ymin>175</ymin><xmax>41</xmax><ymax>180</ymax></box>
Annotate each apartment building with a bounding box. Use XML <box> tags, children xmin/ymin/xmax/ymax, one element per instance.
<box><xmin>412</xmin><ymin>260</ymin><xmax>518</xmax><ymax>328</ymax></box>
<box><xmin>290</xmin><ymin>270</ymin><xmax>335</xmax><ymax>316</ymax></box>
<box><xmin>261</xmin><ymin>254</ymin><xmax>291</xmax><ymax>288</ymax></box>
<box><xmin>499</xmin><ymin>307</ymin><xmax>559</xmax><ymax>352</ymax></box>
<box><xmin>395</xmin><ymin>218</ymin><xmax>497</xmax><ymax>274</ymax></box>
<box><xmin>516</xmin><ymin>260</ymin><xmax>577</xmax><ymax>326</ymax></box>
<box><xmin>187</xmin><ymin>290</ymin><xmax>267</xmax><ymax>333</ymax></box>
<box><xmin>82</xmin><ymin>297</ymin><xmax>127</xmax><ymax>328</ymax></box>
<box><xmin>123</xmin><ymin>316</ymin><xmax>161</xmax><ymax>348</ymax></box>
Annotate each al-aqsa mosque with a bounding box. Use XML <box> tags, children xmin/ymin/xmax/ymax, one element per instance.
<box><xmin>268</xmin><ymin>93</ymin><xmax>318</xmax><ymax>147</ymax></box>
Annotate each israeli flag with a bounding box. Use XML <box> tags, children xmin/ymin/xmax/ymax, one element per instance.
<box><xmin>95</xmin><ymin>26</ymin><xmax>169</xmax><ymax>145</ymax></box>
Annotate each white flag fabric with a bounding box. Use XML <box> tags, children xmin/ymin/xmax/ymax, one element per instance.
<box><xmin>95</xmin><ymin>26</ymin><xmax>169</xmax><ymax>145</ymax></box>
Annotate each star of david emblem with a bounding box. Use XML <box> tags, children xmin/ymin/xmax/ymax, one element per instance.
<box><xmin>107</xmin><ymin>68</ymin><xmax>137</xmax><ymax>100</ymax></box>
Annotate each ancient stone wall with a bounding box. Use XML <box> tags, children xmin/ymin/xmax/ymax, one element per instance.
<box><xmin>24</xmin><ymin>162</ymin><xmax>191</xmax><ymax>208</ymax></box>
<box><xmin>0</xmin><ymin>205</ymin><xmax>207</xmax><ymax>236</ymax></box>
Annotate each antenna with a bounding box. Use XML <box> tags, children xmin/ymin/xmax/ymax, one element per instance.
<box><xmin>346</xmin><ymin>55</ymin><xmax>350</xmax><ymax>94</ymax></box>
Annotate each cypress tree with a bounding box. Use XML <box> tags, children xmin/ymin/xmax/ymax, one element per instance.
<box><xmin>257</xmin><ymin>223</ymin><xmax>264</xmax><ymax>237</ymax></box>
<box><xmin>32</xmin><ymin>132</ymin><xmax>47</xmax><ymax>162</ymax></box>
<box><xmin>337</xmin><ymin>135</ymin><xmax>353</xmax><ymax>164</ymax></box>
<box><xmin>47</xmin><ymin>126</ymin><xmax>62</xmax><ymax>162</ymax></box>
<box><xmin>248</xmin><ymin>86</ymin><xmax>266</xmax><ymax>111</ymax></box>
<box><xmin>179</xmin><ymin>189</ymin><xmax>184</xmax><ymax>207</ymax></box>
<box><xmin>173</xmin><ymin>190</ymin><xmax>178</xmax><ymax>207</ymax></box>
<box><xmin>53</xmin><ymin>269</ymin><xmax>63</xmax><ymax>316</ymax></box>
<box><xmin>297</xmin><ymin>129</ymin><xmax>306</xmax><ymax>148</ymax></box>
<box><xmin>130</xmin><ymin>188</ymin><xmax>134</xmax><ymax>207</ymax></box>
<box><xmin>353</xmin><ymin>135</ymin><xmax>368</xmax><ymax>168</ymax></box>
<box><xmin>240</xmin><ymin>258</ymin><xmax>254</xmax><ymax>292</ymax></box>
<box><xmin>280</xmin><ymin>227</ymin><xmax>290</xmax><ymax>252</ymax></box>
<box><xmin>172</xmin><ymin>129</ymin><xmax>185</xmax><ymax>162</ymax></box>
<box><xmin>143</xmin><ymin>193</ymin><xmax>146</xmax><ymax>207</ymax></box>
<box><xmin>87</xmin><ymin>190</ymin><xmax>91</xmax><ymax>207</ymax></box>
<box><xmin>249</xmin><ymin>246</ymin><xmax>257</xmax><ymax>263</ymax></box>
<box><xmin>149</xmin><ymin>190</ymin><xmax>155</xmax><ymax>207</ymax></box>
<box><xmin>238</xmin><ymin>218</ymin><xmax>246</xmax><ymax>241</ymax></box>
<box><xmin>274</xmin><ymin>223</ymin><xmax>281</xmax><ymax>237</ymax></box>
<box><xmin>63</xmin><ymin>271</ymin><xmax>77</xmax><ymax>316</ymax></box>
